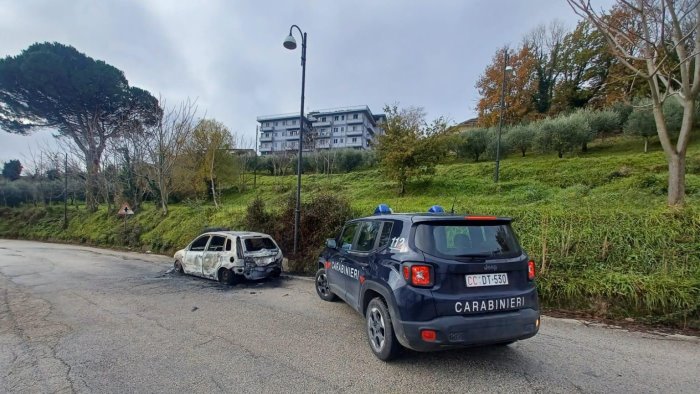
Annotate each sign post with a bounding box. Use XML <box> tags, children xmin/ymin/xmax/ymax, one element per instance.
<box><xmin>117</xmin><ymin>203</ymin><xmax>135</xmax><ymax>236</ymax></box>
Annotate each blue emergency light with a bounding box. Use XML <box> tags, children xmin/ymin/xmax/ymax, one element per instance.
<box><xmin>374</xmin><ymin>204</ymin><xmax>393</xmax><ymax>215</ymax></box>
<box><xmin>428</xmin><ymin>205</ymin><xmax>445</xmax><ymax>213</ymax></box>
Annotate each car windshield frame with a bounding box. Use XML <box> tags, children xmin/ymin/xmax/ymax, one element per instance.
<box><xmin>412</xmin><ymin>221</ymin><xmax>522</xmax><ymax>260</ymax></box>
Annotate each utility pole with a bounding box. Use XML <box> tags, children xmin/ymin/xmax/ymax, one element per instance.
<box><xmin>63</xmin><ymin>153</ymin><xmax>68</xmax><ymax>229</ymax></box>
<box><xmin>494</xmin><ymin>48</ymin><xmax>510</xmax><ymax>183</ymax></box>
<box><xmin>254</xmin><ymin>125</ymin><xmax>258</xmax><ymax>189</ymax></box>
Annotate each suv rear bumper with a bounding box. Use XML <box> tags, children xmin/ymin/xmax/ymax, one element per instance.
<box><xmin>395</xmin><ymin>308</ymin><xmax>539</xmax><ymax>352</ymax></box>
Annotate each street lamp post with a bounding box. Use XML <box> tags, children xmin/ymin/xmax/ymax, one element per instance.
<box><xmin>283</xmin><ymin>25</ymin><xmax>307</xmax><ymax>255</ymax></box>
<box><xmin>494</xmin><ymin>48</ymin><xmax>513</xmax><ymax>183</ymax></box>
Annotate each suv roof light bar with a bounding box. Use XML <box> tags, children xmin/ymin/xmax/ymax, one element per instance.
<box><xmin>374</xmin><ymin>204</ymin><xmax>393</xmax><ymax>215</ymax></box>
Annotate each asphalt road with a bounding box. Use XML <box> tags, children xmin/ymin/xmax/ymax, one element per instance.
<box><xmin>1</xmin><ymin>239</ymin><xmax>698</xmax><ymax>393</ymax></box>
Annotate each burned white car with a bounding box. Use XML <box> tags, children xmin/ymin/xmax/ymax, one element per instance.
<box><xmin>173</xmin><ymin>231</ymin><xmax>283</xmax><ymax>284</ymax></box>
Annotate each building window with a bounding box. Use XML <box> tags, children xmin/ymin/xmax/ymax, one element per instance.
<box><xmin>340</xmin><ymin>138</ymin><xmax>344</xmax><ymax>143</ymax></box>
<box><xmin>341</xmin><ymin>115</ymin><xmax>345</xmax><ymax>120</ymax></box>
<box><xmin>352</xmin><ymin>137</ymin><xmax>357</xmax><ymax>143</ymax></box>
<box><xmin>274</xmin><ymin>121</ymin><xmax>278</xmax><ymax>126</ymax></box>
<box><xmin>340</xmin><ymin>127</ymin><xmax>344</xmax><ymax>132</ymax></box>
<box><xmin>334</xmin><ymin>115</ymin><xmax>339</xmax><ymax>121</ymax></box>
<box><xmin>333</xmin><ymin>127</ymin><xmax>338</xmax><ymax>133</ymax></box>
<box><xmin>321</xmin><ymin>117</ymin><xmax>326</xmax><ymax>122</ymax></box>
<box><xmin>333</xmin><ymin>138</ymin><xmax>338</xmax><ymax>144</ymax></box>
<box><xmin>282</xmin><ymin>131</ymin><xmax>287</xmax><ymax>136</ymax></box>
<box><xmin>353</xmin><ymin>114</ymin><xmax>359</xmax><ymax>119</ymax></box>
<box><xmin>293</xmin><ymin>119</ymin><xmax>297</xmax><ymax>125</ymax></box>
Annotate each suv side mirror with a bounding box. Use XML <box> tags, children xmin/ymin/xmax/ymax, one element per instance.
<box><xmin>326</xmin><ymin>238</ymin><xmax>337</xmax><ymax>249</ymax></box>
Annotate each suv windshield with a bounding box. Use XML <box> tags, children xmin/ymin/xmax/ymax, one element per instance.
<box><xmin>244</xmin><ymin>237</ymin><xmax>277</xmax><ymax>252</ymax></box>
<box><xmin>413</xmin><ymin>222</ymin><xmax>521</xmax><ymax>259</ymax></box>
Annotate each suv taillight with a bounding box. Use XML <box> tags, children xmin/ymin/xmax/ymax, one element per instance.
<box><xmin>528</xmin><ymin>260</ymin><xmax>536</xmax><ymax>281</ymax></box>
<box><xmin>402</xmin><ymin>263</ymin><xmax>433</xmax><ymax>287</ymax></box>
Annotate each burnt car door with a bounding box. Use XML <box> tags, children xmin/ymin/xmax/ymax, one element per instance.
<box><xmin>327</xmin><ymin>221</ymin><xmax>361</xmax><ymax>301</ymax></box>
<box><xmin>202</xmin><ymin>235</ymin><xmax>226</xmax><ymax>278</ymax></box>
<box><xmin>185</xmin><ymin>235</ymin><xmax>210</xmax><ymax>276</ymax></box>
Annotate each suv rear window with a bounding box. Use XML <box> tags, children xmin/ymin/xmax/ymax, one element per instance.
<box><xmin>413</xmin><ymin>222</ymin><xmax>521</xmax><ymax>259</ymax></box>
<box><xmin>244</xmin><ymin>237</ymin><xmax>277</xmax><ymax>252</ymax></box>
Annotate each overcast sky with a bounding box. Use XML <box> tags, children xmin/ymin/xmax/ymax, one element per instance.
<box><xmin>0</xmin><ymin>0</ymin><xmax>601</xmax><ymax>164</ymax></box>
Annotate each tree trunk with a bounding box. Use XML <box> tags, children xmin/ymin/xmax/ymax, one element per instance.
<box><xmin>582</xmin><ymin>142</ymin><xmax>588</xmax><ymax>152</ymax></box>
<box><xmin>521</xmin><ymin>149</ymin><xmax>526</xmax><ymax>157</ymax></box>
<box><xmin>558</xmin><ymin>151</ymin><xmax>563</xmax><ymax>158</ymax></box>
<box><xmin>667</xmin><ymin>153</ymin><xmax>685</xmax><ymax>206</ymax></box>
<box><xmin>85</xmin><ymin>157</ymin><xmax>100</xmax><ymax>212</ymax></box>
<box><xmin>644</xmin><ymin>137</ymin><xmax>648</xmax><ymax>153</ymax></box>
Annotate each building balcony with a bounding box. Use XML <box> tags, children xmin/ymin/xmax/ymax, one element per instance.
<box><xmin>260</xmin><ymin>135</ymin><xmax>273</xmax><ymax>142</ymax></box>
<box><xmin>313</xmin><ymin>120</ymin><xmax>331</xmax><ymax>127</ymax></box>
<box><xmin>261</xmin><ymin>125</ymin><xmax>274</xmax><ymax>131</ymax></box>
<box><xmin>346</xmin><ymin>129</ymin><xmax>363</xmax><ymax>136</ymax></box>
<box><xmin>347</xmin><ymin>118</ymin><xmax>363</xmax><ymax>125</ymax></box>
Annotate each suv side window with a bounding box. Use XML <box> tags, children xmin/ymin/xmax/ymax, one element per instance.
<box><xmin>339</xmin><ymin>222</ymin><xmax>360</xmax><ymax>251</ymax></box>
<box><xmin>378</xmin><ymin>221</ymin><xmax>394</xmax><ymax>249</ymax></box>
<box><xmin>207</xmin><ymin>236</ymin><xmax>226</xmax><ymax>252</ymax></box>
<box><xmin>190</xmin><ymin>236</ymin><xmax>210</xmax><ymax>251</ymax></box>
<box><xmin>355</xmin><ymin>221</ymin><xmax>380</xmax><ymax>252</ymax></box>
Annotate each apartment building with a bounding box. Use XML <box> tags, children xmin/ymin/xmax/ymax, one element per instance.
<box><xmin>257</xmin><ymin>105</ymin><xmax>385</xmax><ymax>155</ymax></box>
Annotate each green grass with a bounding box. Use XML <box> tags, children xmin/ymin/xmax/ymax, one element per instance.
<box><xmin>1</xmin><ymin>135</ymin><xmax>699</xmax><ymax>328</ymax></box>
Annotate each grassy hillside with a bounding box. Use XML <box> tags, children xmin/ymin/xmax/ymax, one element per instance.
<box><xmin>1</xmin><ymin>136</ymin><xmax>699</xmax><ymax>328</ymax></box>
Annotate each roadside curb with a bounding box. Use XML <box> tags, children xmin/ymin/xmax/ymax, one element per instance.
<box><xmin>282</xmin><ymin>273</ymin><xmax>314</xmax><ymax>282</ymax></box>
<box><xmin>540</xmin><ymin>316</ymin><xmax>700</xmax><ymax>342</ymax></box>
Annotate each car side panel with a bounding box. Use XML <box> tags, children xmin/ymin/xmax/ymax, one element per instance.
<box><xmin>201</xmin><ymin>251</ymin><xmax>220</xmax><ymax>278</ymax></box>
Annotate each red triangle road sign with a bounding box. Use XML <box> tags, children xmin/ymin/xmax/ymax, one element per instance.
<box><xmin>117</xmin><ymin>203</ymin><xmax>134</xmax><ymax>216</ymax></box>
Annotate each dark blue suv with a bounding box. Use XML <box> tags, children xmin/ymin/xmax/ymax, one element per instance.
<box><xmin>315</xmin><ymin>205</ymin><xmax>540</xmax><ymax>360</ymax></box>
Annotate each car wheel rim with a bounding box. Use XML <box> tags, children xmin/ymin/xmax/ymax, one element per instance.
<box><xmin>368</xmin><ymin>307</ymin><xmax>386</xmax><ymax>352</ymax></box>
<box><xmin>316</xmin><ymin>273</ymin><xmax>330</xmax><ymax>296</ymax></box>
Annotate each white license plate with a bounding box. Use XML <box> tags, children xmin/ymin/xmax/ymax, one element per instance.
<box><xmin>465</xmin><ymin>273</ymin><xmax>509</xmax><ymax>287</ymax></box>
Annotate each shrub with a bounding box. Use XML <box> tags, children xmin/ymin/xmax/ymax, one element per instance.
<box><xmin>534</xmin><ymin>113</ymin><xmax>591</xmax><ymax>157</ymax></box>
<box><xmin>456</xmin><ymin>128</ymin><xmax>489</xmax><ymax>162</ymax></box>
<box><xmin>506</xmin><ymin>124</ymin><xmax>535</xmax><ymax>157</ymax></box>
<box><xmin>624</xmin><ymin>101</ymin><xmax>657</xmax><ymax>153</ymax></box>
<box><xmin>583</xmin><ymin>109</ymin><xmax>620</xmax><ymax>140</ymax></box>
<box><xmin>244</xmin><ymin>193</ymin><xmax>354</xmax><ymax>273</ymax></box>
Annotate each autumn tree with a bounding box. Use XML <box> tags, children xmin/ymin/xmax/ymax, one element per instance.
<box><xmin>476</xmin><ymin>45</ymin><xmax>539</xmax><ymax>126</ymax></box>
<box><xmin>0</xmin><ymin>43</ymin><xmax>161</xmax><ymax>211</ymax></box>
<box><xmin>376</xmin><ymin>106</ymin><xmax>449</xmax><ymax>195</ymax></box>
<box><xmin>569</xmin><ymin>0</ymin><xmax>699</xmax><ymax>206</ymax></box>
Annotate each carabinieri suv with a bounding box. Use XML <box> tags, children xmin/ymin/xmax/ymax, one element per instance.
<box><xmin>314</xmin><ymin>204</ymin><xmax>540</xmax><ymax>361</ymax></box>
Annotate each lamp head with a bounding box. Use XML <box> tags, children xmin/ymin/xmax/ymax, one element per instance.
<box><xmin>283</xmin><ymin>34</ymin><xmax>297</xmax><ymax>50</ymax></box>
<box><xmin>505</xmin><ymin>65</ymin><xmax>514</xmax><ymax>75</ymax></box>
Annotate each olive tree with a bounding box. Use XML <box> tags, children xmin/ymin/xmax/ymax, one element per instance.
<box><xmin>569</xmin><ymin>0</ymin><xmax>700</xmax><ymax>205</ymax></box>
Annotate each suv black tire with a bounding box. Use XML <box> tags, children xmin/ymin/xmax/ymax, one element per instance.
<box><xmin>315</xmin><ymin>268</ymin><xmax>337</xmax><ymax>301</ymax></box>
<box><xmin>366</xmin><ymin>297</ymin><xmax>401</xmax><ymax>361</ymax></box>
